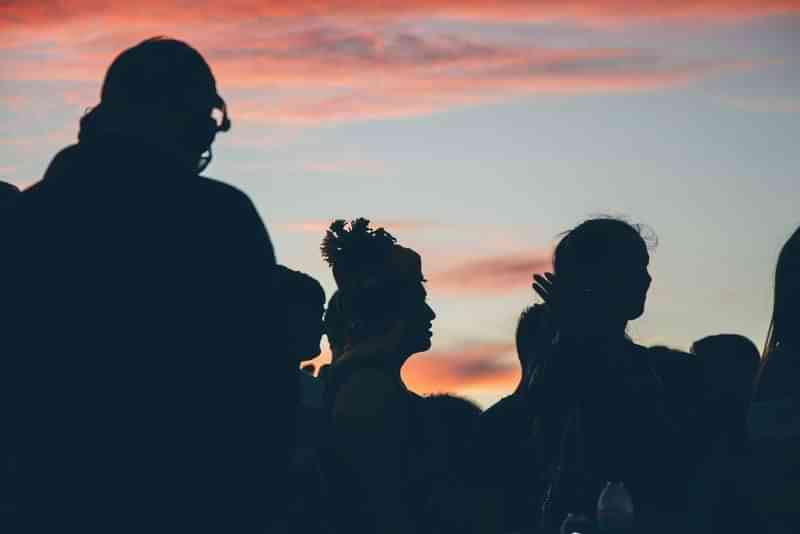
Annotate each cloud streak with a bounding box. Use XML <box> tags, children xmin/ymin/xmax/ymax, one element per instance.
<box><xmin>0</xmin><ymin>4</ymin><xmax>760</xmax><ymax>125</ymax></box>
<box><xmin>429</xmin><ymin>250</ymin><xmax>552</xmax><ymax>295</ymax></box>
<box><xmin>219</xmin><ymin>29</ymin><xmax>750</xmax><ymax>123</ymax></box>
<box><xmin>2</xmin><ymin>0</ymin><xmax>798</xmax><ymax>36</ymax></box>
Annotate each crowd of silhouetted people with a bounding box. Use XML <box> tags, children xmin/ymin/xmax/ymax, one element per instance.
<box><xmin>1</xmin><ymin>37</ymin><xmax>799</xmax><ymax>534</ymax></box>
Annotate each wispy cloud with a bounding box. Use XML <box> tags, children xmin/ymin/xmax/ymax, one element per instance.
<box><xmin>220</xmin><ymin>29</ymin><xmax>750</xmax><ymax>123</ymax></box>
<box><xmin>2</xmin><ymin>0</ymin><xmax>797</xmax><ymax>36</ymax></box>
<box><xmin>0</xmin><ymin>6</ymin><xmax>759</xmax><ymax>125</ymax></box>
<box><xmin>429</xmin><ymin>250</ymin><xmax>552</xmax><ymax>295</ymax></box>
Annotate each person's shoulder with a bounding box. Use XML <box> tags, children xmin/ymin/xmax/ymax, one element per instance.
<box><xmin>193</xmin><ymin>175</ymin><xmax>254</xmax><ymax>207</ymax></box>
<box><xmin>191</xmin><ymin>176</ymin><xmax>268</xmax><ymax>230</ymax></box>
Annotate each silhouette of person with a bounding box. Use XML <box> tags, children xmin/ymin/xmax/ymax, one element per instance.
<box><xmin>274</xmin><ymin>266</ymin><xmax>325</xmax><ymax>362</ymax></box>
<box><xmin>474</xmin><ymin>305</ymin><xmax>554</xmax><ymax>532</ymax></box>
<box><xmin>421</xmin><ymin>394</ymin><xmax>503</xmax><ymax>534</ymax></box>
<box><xmin>685</xmin><ymin>334</ymin><xmax>761</xmax><ymax>534</ymax></box>
<box><xmin>755</xmin><ymin>226</ymin><xmax>800</xmax><ymax>402</ymax></box>
<box><xmin>0</xmin><ymin>182</ymin><xmax>20</xmax><ymax>521</ymax></box>
<box><xmin>271</xmin><ymin>265</ymin><xmax>333</xmax><ymax>533</ymax></box>
<box><xmin>0</xmin><ymin>37</ymin><xmax>294</xmax><ymax>533</ymax></box>
<box><xmin>694</xmin><ymin>335</ymin><xmax>760</xmax><ymax>447</ymax></box>
<box><xmin>318</xmin><ymin>218</ymin><xmax>436</xmax><ymax>534</ymax></box>
<box><xmin>749</xmin><ymin>225</ymin><xmax>800</xmax><ymax>533</ymax></box>
<box><xmin>529</xmin><ymin>218</ymin><xmax>687</xmax><ymax>532</ymax></box>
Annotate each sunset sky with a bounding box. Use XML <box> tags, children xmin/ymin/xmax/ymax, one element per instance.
<box><xmin>2</xmin><ymin>1</ymin><xmax>798</xmax><ymax>406</ymax></box>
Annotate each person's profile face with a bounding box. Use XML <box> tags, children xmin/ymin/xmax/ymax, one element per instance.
<box><xmin>398</xmin><ymin>282</ymin><xmax>436</xmax><ymax>355</ymax></box>
<box><xmin>590</xmin><ymin>243</ymin><xmax>651</xmax><ymax>321</ymax></box>
<box><xmin>617</xmin><ymin>249</ymin><xmax>651</xmax><ymax>320</ymax></box>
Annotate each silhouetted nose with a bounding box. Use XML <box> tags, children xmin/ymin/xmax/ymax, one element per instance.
<box><xmin>425</xmin><ymin>302</ymin><xmax>436</xmax><ymax>322</ymax></box>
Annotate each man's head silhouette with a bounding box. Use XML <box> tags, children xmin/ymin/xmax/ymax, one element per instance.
<box><xmin>79</xmin><ymin>37</ymin><xmax>230</xmax><ymax>173</ymax></box>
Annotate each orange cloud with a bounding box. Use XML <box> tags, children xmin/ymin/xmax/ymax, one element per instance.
<box><xmin>402</xmin><ymin>342</ymin><xmax>519</xmax><ymax>395</ymax></box>
<box><xmin>429</xmin><ymin>250</ymin><xmax>552</xmax><ymax>295</ymax></box>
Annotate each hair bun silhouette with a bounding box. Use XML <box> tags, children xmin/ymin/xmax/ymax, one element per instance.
<box><xmin>321</xmin><ymin>218</ymin><xmax>423</xmax><ymax>292</ymax></box>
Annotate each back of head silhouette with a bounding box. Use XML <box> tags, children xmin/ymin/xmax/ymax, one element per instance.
<box><xmin>765</xmin><ymin>226</ymin><xmax>800</xmax><ymax>358</ymax></box>
<box><xmin>554</xmin><ymin>217</ymin><xmax>654</xmax><ymax>323</ymax></box>
<box><xmin>274</xmin><ymin>265</ymin><xmax>325</xmax><ymax>363</ymax></box>
<box><xmin>79</xmin><ymin>37</ymin><xmax>230</xmax><ymax>173</ymax></box>
<box><xmin>321</xmin><ymin>218</ymin><xmax>435</xmax><ymax>357</ymax></box>
<box><xmin>692</xmin><ymin>334</ymin><xmax>760</xmax><ymax>407</ymax></box>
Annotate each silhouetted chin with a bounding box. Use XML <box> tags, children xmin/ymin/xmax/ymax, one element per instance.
<box><xmin>629</xmin><ymin>299</ymin><xmax>648</xmax><ymax>320</ymax></box>
<box><xmin>405</xmin><ymin>338</ymin><xmax>431</xmax><ymax>356</ymax></box>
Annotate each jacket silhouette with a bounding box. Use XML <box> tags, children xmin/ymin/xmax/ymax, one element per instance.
<box><xmin>0</xmin><ymin>134</ymin><xmax>295</xmax><ymax>533</ymax></box>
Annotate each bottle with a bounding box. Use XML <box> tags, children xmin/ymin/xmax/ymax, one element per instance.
<box><xmin>560</xmin><ymin>513</ymin><xmax>594</xmax><ymax>534</ymax></box>
<box><xmin>596</xmin><ymin>481</ymin><xmax>634</xmax><ymax>532</ymax></box>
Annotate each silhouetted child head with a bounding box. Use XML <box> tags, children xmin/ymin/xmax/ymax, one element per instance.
<box><xmin>554</xmin><ymin>217</ymin><xmax>654</xmax><ymax>323</ymax></box>
<box><xmin>79</xmin><ymin>37</ymin><xmax>230</xmax><ymax>173</ymax></box>
<box><xmin>321</xmin><ymin>218</ymin><xmax>436</xmax><ymax>362</ymax></box>
<box><xmin>274</xmin><ymin>265</ymin><xmax>326</xmax><ymax>364</ymax></box>
<box><xmin>692</xmin><ymin>334</ymin><xmax>760</xmax><ymax>408</ymax></box>
<box><xmin>765</xmin><ymin>226</ymin><xmax>800</xmax><ymax>358</ymax></box>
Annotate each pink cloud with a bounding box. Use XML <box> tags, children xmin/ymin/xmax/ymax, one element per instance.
<box><xmin>216</xmin><ymin>31</ymin><xmax>751</xmax><ymax>124</ymax></box>
<box><xmin>1</xmin><ymin>0</ymin><xmax>798</xmax><ymax>36</ymax></box>
<box><xmin>0</xmin><ymin>9</ymin><xmax>760</xmax><ymax>125</ymax></box>
<box><xmin>0</xmin><ymin>8</ymin><xmax>760</xmax><ymax>125</ymax></box>
<box><xmin>429</xmin><ymin>250</ymin><xmax>552</xmax><ymax>295</ymax></box>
